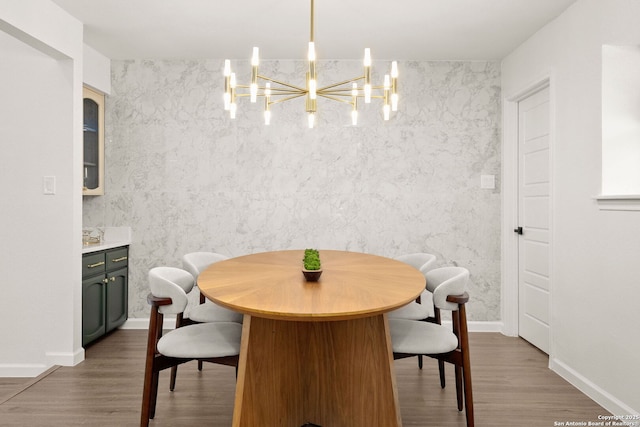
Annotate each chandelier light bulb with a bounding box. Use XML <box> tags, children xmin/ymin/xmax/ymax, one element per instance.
<box><xmin>351</xmin><ymin>83</ymin><xmax>358</xmax><ymax>97</ymax></box>
<box><xmin>250</xmin><ymin>84</ymin><xmax>258</xmax><ymax>103</ymax></box>
<box><xmin>308</xmin><ymin>42</ymin><xmax>316</xmax><ymax>61</ymax></box>
<box><xmin>363</xmin><ymin>48</ymin><xmax>371</xmax><ymax>67</ymax></box>
<box><xmin>308</xmin><ymin>112</ymin><xmax>315</xmax><ymax>129</ymax></box>
<box><xmin>223</xmin><ymin>92</ymin><xmax>231</xmax><ymax>111</ymax></box>
<box><xmin>265</xmin><ymin>82</ymin><xmax>271</xmax><ymax>97</ymax></box>
<box><xmin>230</xmin><ymin>103</ymin><xmax>237</xmax><ymax>119</ymax></box>
<box><xmin>351</xmin><ymin>109</ymin><xmax>358</xmax><ymax>126</ymax></box>
<box><xmin>224</xmin><ymin>59</ymin><xmax>231</xmax><ymax>76</ymax></box>
<box><xmin>383</xmin><ymin>104</ymin><xmax>390</xmax><ymax>121</ymax></box>
<box><xmin>309</xmin><ymin>79</ymin><xmax>317</xmax><ymax>99</ymax></box>
<box><xmin>391</xmin><ymin>61</ymin><xmax>398</xmax><ymax>78</ymax></box>
<box><xmin>264</xmin><ymin>110</ymin><xmax>271</xmax><ymax>125</ymax></box>
<box><xmin>251</xmin><ymin>47</ymin><xmax>260</xmax><ymax>66</ymax></box>
<box><xmin>391</xmin><ymin>93</ymin><xmax>399</xmax><ymax>111</ymax></box>
<box><xmin>364</xmin><ymin>84</ymin><xmax>372</xmax><ymax>103</ymax></box>
<box><xmin>230</xmin><ymin>73</ymin><xmax>237</xmax><ymax>89</ymax></box>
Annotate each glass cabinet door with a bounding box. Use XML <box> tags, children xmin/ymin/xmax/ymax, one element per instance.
<box><xmin>83</xmin><ymin>86</ymin><xmax>104</xmax><ymax>195</ymax></box>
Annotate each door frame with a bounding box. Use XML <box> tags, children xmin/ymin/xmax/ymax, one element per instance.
<box><xmin>501</xmin><ymin>75</ymin><xmax>555</xmax><ymax>356</ymax></box>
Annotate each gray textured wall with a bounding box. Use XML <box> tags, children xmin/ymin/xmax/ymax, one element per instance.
<box><xmin>83</xmin><ymin>59</ymin><xmax>501</xmax><ymax>320</ymax></box>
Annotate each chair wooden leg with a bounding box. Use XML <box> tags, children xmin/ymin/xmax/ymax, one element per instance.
<box><xmin>438</xmin><ymin>360</ymin><xmax>446</xmax><ymax>388</ymax></box>
<box><xmin>140</xmin><ymin>362</ymin><xmax>153</xmax><ymax>427</ymax></box>
<box><xmin>418</xmin><ymin>355</ymin><xmax>423</xmax><ymax>369</ymax></box>
<box><xmin>141</xmin><ymin>308</ymin><xmax>162</xmax><ymax>427</ymax></box>
<box><xmin>459</xmin><ymin>304</ymin><xmax>474</xmax><ymax>427</ymax></box>
<box><xmin>169</xmin><ymin>313</ymin><xmax>184</xmax><ymax>391</ymax></box>
<box><xmin>463</xmin><ymin>369</ymin><xmax>474</xmax><ymax>427</ymax></box>
<box><xmin>169</xmin><ymin>366</ymin><xmax>177</xmax><ymax>391</ymax></box>
<box><xmin>149</xmin><ymin>370</ymin><xmax>160</xmax><ymax>419</ymax></box>
<box><xmin>455</xmin><ymin>365</ymin><xmax>463</xmax><ymax>411</ymax></box>
<box><xmin>198</xmin><ymin>360</ymin><xmax>203</xmax><ymax>371</ymax></box>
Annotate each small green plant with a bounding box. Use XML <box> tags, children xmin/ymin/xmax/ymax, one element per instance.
<box><xmin>303</xmin><ymin>248</ymin><xmax>321</xmax><ymax>271</ymax></box>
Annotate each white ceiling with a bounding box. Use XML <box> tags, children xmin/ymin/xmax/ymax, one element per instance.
<box><xmin>52</xmin><ymin>0</ymin><xmax>578</xmax><ymax>61</ymax></box>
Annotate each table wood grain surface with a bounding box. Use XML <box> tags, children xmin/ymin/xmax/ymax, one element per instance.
<box><xmin>198</xmin><ymin>249</ymin><xmax>426</xmax><ymax>321</ymax></box>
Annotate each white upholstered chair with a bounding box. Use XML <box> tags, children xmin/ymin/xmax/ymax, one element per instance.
<box><xmin>179</xmin><ymin>251</ymin><xmax>244</xmax><ymax>380</ymax></box>
<box><xmin>388</xmin><ymin>252</ymin><xmax>438</xmax><ymax>321</ymax></box>
<box><xmin>140</xmin><ymin>267</ymin><xmax>241</xmax><ymax>427</ymax></box>
<box><xmin>389</xmin><ymin>253</ymin><xmax>439</xmax><ymax>370</ymax></box>
<box><xmin>182</xmin><ymin>252</ymin><xmax>243</xmax><ymax>324</ymax></box>
<box><xmin>182</xmin><ymin>252</ymin><xmax>242</xmax><ymax>323</ymax></box>
<box><xmin>389</xmin><ymin>266</ymin><xmax>474</xmax><ymax>427</ymax></box>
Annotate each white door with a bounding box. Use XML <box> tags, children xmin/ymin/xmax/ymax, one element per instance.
<box><xmin>517</xmin><ymin>86</ymin><xmax>551</xmax><ymax>354</ymax></box>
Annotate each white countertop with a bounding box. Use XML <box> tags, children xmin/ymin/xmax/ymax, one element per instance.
<box><xmin>82</xmin><ymin>227</ymin><xmax>131</xmax><ymax>254</ymax></box>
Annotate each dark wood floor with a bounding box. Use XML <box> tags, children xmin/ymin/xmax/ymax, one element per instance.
<box><xmin>0</xmin><ymin>330</ymin><xmax>608</xmax><ymax>426</ymax></box>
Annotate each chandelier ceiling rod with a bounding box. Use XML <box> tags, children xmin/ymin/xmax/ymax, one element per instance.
<box><xmin>222</xmin><ymin>0</ymin><xmax>398</xmax><ymax>128</ymax></box>
<box><xmin>310</xmin><ymin>0</ymin><xmax>315</xmax><ymax>43</ymax></box>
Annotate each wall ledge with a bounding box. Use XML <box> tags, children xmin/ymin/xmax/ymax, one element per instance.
<box><xmin>594</xmin><ymin>195</ymin><xmax>640</xmax><ymax>211</ymax></box>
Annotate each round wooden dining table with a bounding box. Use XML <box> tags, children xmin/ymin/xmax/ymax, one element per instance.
<box><xmin>198</xmin><ymin>249</ymin><xmax>425</xmax><ymax>427</ymax></box>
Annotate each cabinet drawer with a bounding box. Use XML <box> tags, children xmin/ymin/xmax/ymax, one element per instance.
<box><xmin>106</xmin><ymin>247</ymin><xmax>128</xmax><ymax>271</ymax></box>
<box><xmin>83</xmin><ymin>252</ymin><xmax>106</xmax><ymax>277</ymax></box>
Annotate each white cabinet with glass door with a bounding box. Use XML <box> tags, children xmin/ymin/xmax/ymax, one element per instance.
<box><xmin>83</xmin><ymin>86</ymin><xmax>104</xmax><ymax>195</ymax></box>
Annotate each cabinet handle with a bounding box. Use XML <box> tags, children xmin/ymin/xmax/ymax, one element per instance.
<box><xmin>109</xmin><ymin>276</ymin><xmax>116</xmax><ymax>282</ymax></box>
<box><xmin>87</xmin><ymin>261</ymin><xmax>105</xmax><ymax>268</ymax></box>
<box><xmin>111</xmin><ymin>256</ymin><xmax>128</xmax><ymax>263</ymax></box>
<box><xmin>103</xmin><ymin>278</ymin><xmax>109</xmax><ymax>284</ymax></box>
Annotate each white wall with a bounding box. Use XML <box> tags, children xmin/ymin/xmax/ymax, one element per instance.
<box><xmin>83</xmin><ymin>43</ymin><xmax>111</xmax><ymax>94</ymax></box>
<box><xmin>502</xmin><ymin>0</ymin><xmax>640</xmax><ymax>414</ymax></box>
<box><xmin>0</xmin><ymin>0</ymin><xmax>84</xmax><ymax>376</ymax></box>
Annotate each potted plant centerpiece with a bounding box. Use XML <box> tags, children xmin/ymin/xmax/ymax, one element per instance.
<box><xmin>302</xmin><ymin>248</ymin><xmax>322</xmax><ymax>281</ymax></box>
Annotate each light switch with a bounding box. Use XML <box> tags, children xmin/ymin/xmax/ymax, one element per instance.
<box><xmin>43</xmin><ymin>176</ymin><xmax>56</xmax><ymax>195</ymax></box>
<box><xmin>480</xmin><ymin>174</ymin><xmax>495</xmax><ymax>189</ymax></box>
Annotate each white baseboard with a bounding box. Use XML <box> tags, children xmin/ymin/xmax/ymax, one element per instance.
<box><xmin>550</xmin><ymin>357</ymin><xmax>638</xmax><ymax>416</ymax></box>
<box><xmin>46</xmin><ymin>348</ymin><xmax>85</xmax><ymax>367</ymax></box>
<box><xmin>467</xmin><ymin>321</ymin><xmax>503</xmax><ymax>332</ymax></box>
<box><xmin>122</xmin><ymin>317</ymin><xmax>503</xmax><ymax>333</ymax></box>
<box><xmin>0</xmin><ymin>348</ymin><xmax>84</xmax><ymax>377</ymax></box>
<box><xmin>121</xmin><ymin>316</ymin><xmax>177</xmax><ymax>330</ymax></box>
<box><xmin>0</xmin><ymin>363</ymin><xmax>50</xmax><ymax>378</ymax></box>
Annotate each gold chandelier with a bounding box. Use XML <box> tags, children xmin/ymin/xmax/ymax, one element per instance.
<box><xmin>223</xmin><ymin>0</ymin><xmax>398</xmax><ymax>128</ymax></box>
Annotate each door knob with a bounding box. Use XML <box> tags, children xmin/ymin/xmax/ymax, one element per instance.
<box><xmin>514</xmin><ymin>226</ymin><xmax>523</xmax><ymax>235</ymax></box>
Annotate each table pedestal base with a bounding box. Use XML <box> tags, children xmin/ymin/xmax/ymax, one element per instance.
<box><xmin>233</xmin><ymin>314</ymin><xmax>402</xmax><ymax>427</ymax></box>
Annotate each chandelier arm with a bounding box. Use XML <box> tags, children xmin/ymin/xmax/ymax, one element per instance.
<box><xmin>258</xmin><ymin>75</ymin><xmax>307</xmax><ymax>92</ymax></box>
<box><xmin>320</xmin><ymin>89</ymin><xmax>359</xmax><ymax>95</ymax></box>
<box><xmin>268</xmin><ymin>88</ymin><xmax>306</xmax><ymax>94</ymax></box>
<box><xmin>317</xmin><ymin>76</ymin><xmax>365</xmax><ymax>92</ymax></box>
<box><xmin>269</xmin><ymin>93</ymin><xmax>307</xmax><ymax>104</ymax></box>
<box><xmin>320</xmin><ymin>93</ymin><xmax>386</xmax><ymax>101</ymax></box>
<box><xmin>317</xmin><ymin>92</ymin><xmax>354</xmax><ymax>98</ymax></box>
<box><xmin>317</xmin><ymin>93</ymin><xmax>353</xmax><ymax>105</ymax></box>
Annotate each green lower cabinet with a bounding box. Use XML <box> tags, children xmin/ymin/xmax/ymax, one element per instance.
<box><xmin>82</xmin><ymin>274</ymin><xmax>106</xmax><ymax>346</ymax></box>
<box><xmin>106</xmin><ymin>266</ymin><xmax>128</xmax><ymax>333</ymax></box>
<box><xmin>82</xmin><ymin>246</ymin><xmax>129</xmax><ymax>346</ymax></box>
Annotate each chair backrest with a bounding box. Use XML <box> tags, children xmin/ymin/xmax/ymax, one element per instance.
<box><xmin>182</xmin><ymin>252</ymin><xmax>229</xmax><ymax>280</ymax></box>
<box><xmin>395</xmin><ymin>253</ymin><xmax>438</xmax><ymax>274</ymax></box>
<box><xmin>425</xmin><ymin>266</ymin><xmax>469</xmax><ymax>311</ymax></box>
<box><xmin>149</xmin><ymin>267</ymin><xmax>194</xmax><ymax>315</ymax></box>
